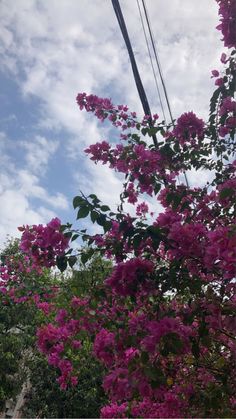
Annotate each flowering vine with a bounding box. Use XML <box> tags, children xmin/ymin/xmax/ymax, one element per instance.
<box><xmin>2</xmin><ymin>1</ymin><xmax>236</xmax><ymax>417</ymax></box>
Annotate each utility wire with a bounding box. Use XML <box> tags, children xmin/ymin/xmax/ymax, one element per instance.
<box><xmin>111</xmin><ymin>0</ymin><xmax>158</xmax><ymax>148</ymax></box>
<box><xmin>141</xmin><ymin>0</ymin><xmax>174</xmax><ymax>124</ymax></box>
<box><xmin>136</xmin><ymin>0</ymin><xmax>167</xmax><ymax>123</ymax></box>
<box><xmin>111</xmin><ymin>0</ymin><xmax>189</xmax><ymax>187</ymax></box>
<box><xmin>141</xmin><ymin>0</ymin><xmax>189</xmax><ymax>187</ymax></box>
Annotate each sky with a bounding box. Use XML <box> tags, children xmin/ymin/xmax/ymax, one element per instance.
<box><xmin>0</xmin><ymin>0</ymin><xmax>223</xmax><ymax>246</ymax></box>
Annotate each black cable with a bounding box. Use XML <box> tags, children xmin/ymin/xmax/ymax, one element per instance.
<box><xmin>136</xmin><ymin>0</ymin><xmax>167</xmax><ymax>123</ymax></box>
<box><xmin>111</xmin><ymin>0</ymin><xmax>158</xmax><ymax>148</ymax></box>
<box><xmin>141</xmin><ymin>0</ymin><xmax>189</xmax><ymax>187</ymax></box>
<box><xmin>141</xmin><ymin>0</ymin><xmax>174</xmax><ymax>124</ymax></box>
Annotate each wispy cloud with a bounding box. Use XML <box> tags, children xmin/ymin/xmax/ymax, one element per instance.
<box><xmin>0</xmin><ymin>0</ymin><xmax>222</xmax><ymax>244</ymax></box>
<box><xmin>20</xmin><ymin>135</ymin><xmax>58</xmax><ymax>175</ymax></box>
<box><xmin>0</xmin><ymin>131</ymin><xmax>68</xmax><ymax>244</ymax></box>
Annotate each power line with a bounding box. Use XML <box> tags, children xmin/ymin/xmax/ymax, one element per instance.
<box><xmin>136</xmin><ymin>0</ymin><xmax>167</xmax><ymax>123</ymax></box>
<box><xmin>111</xmin><ymin>0</ymin><xmax>189</xmax><ymax>187</ymax></box>
<box><xmin>111</xmin><ymin>0</ymin><xmax>158</xmax><ymax>148</ymax></box>
<box><xmin>141</xmin><ymin>0</ymin><xmax>189</xmax><ymax>188</ymax></box>
<box><xmin>141</xmin><ymin>0</ymin><xmax>174</xmax><ymax>125</ymax></box>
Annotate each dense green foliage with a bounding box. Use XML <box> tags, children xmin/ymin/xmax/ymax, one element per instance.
<box><xmin>0</xmin><ymin>240</ymin><xmax>110</xmax><ymax>417</ymax></box>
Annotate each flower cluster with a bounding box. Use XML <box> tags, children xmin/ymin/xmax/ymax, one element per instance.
<box><xmin>76</xmin><ymin>93</ymin><xmax>113</xmax><ymax>121</ymax></box>
<box><xmin>19</xmin><ymin>218</ymin><xmax>69</xmax><ymax>268</ymax></box>
<box><xmin>37</xmin><ymin>308</ymin><xmax>83</xmax><ymax>389</ymax></box>
<box><xmin>105</xmin><ymin>258</ymin><xmax>154</xmax><ymax>296</ymax></box>
<box><xmin>172</xmin><ymin>111</ymin><xmax>205</xmax><ymax>146</ymax></box>
<box><xmin>218</xmin><ymin>96</ymin><xmax>236</xmax><ymax>137</ymax></box>
<box><xmin>216</xmin><ymin>0</ymin><xmax>236</xmax><ymax>49</ymax></box>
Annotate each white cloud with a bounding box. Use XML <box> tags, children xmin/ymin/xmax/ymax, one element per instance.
<box><xmin>0</xmin><ymin>188</ymin><xmax>54</xmax><ymax>244</ymax></box>
<box><xmin>20</xmin><ymin>135</ymin><xmax>58</xmax><ymax>174</ymax></box>
<box><xmin>17</xmin><ymin>169</ymin><xmax>68</xmax><ymax>210</ymax></box>
<box><xmin>0</xmin><ymin>131</ymin><xmax>69</xmax><ymax>245</ymax></box>
<box><xmin>0</xmin><ymin>0</ymin><xmax>224</xmax><ymax>243</ymax></box>
<box><xmin>0</xmin><ymin>0</ymin><xmax>221</xmax><ymax>128</ymax></box>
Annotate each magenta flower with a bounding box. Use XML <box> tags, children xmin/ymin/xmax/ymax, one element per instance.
<box><xmin>173</xmin><ymin>111</ymin><xmax>204</xmax><ymax>145</ymax></box>
<box><xmin>216</xmin><ymin>0</ymin><xmax>236</xmax><ymax>49</ymax></box>
<box><xmin>105</xmin><ymin>258</ymin><xmax>154</xmax><ymax>296</ymax></box>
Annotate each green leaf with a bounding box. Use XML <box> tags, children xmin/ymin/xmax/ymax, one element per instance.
<box><xmin>173</xmin><ymin>142</ymin><xmax>180</xmax><ymax>153</ymax></box>
<box><xmin>81</xmin><ymin>249</ymin><xmax>94</xmax><ymax>265</ymax></box>
<box><xmin>56</xmin><ymin>256</ymin><xmax>67</xmax><ymax>272</ymax></box>
<box><xmin>147</xmin><ymin>127</ymin><xmax>158</xmax><ymax>137</ymax></box>
<box><xmin>100</xmin><ymin>205</ymin><xmax>110</xmax><ymax>212</ymax></box>
<box><xmin>166</xmin><ymin>192</ymin><xmax>175</xmax><ymax>205</ymax></box>
<box><xmin>172</xmin><ymin>194</ymin><xmax>182</xmax><ymax>210</ymax></box>
<box><xmin>209</xmin><ymin>87</ymin><xmax>222</xmax><ymax>117</ymax></box>
<box><xmin>144</xmin><ymin>367</ymin><xmax>166</xmax><ymax>387</ymax></box>
<box><xmin>81</xmin><ymin>253</ymin><xmax>89</xmax><ymax>265</ymax></box>
<box><xmin>219</xmin><ymin>187</ymin><xmax>234</xmax><ymax>199</ymax></box>
<box><xmin>73</xmin><ymin>196</ymin><xmax>84</xmax><ymax>209</ymax></box>
<box><xmin>133</xmin><ymin>234</ymin><xmax>142</xmax><ymax>249</ymax></box>
<box><xmin>68</xmin><ymin>255</ymin><xmax>77</xmax><ymax>268</ymax></box>
<box><xmin>147</xmin><ymin>225</ymin><xmax>161</xmax><ymax>238</ymax></box>
<box><xmin>90</xmin><ymin>211</ymin><xmax>99</xmax><ymax>223</ymax></box>
<box><xmin>180</xmin><ymin>201</ymin><xmax>190</xmax><ymax>211</ymax></box>
<box><xmin>77</xmin><ymin>206</ymin><xmax>90</xmax><ymax>219</ymax></box>
<box><xmin>96</xmin><ymin>214</ymin><xmax>107</xmax><ymax>227</ymax></box>
<box><xmin>154</xmin><ymin>183</ymin><xmax>161</xmax><ymax>195</ymax></box>
<box><xmin>160</xmin><ymin>144</ymin><xmax>175</xmax><ymax>158</ymax></box>
<box><xmin>103</xmin><ymin>221</ymin><xmax>112</xmax><ymax>233</ymax></box>
<box><xmin>88</xmin><ymin>194</ymin><xmax>98</xmax><ymax>200</ymax></box>
<box><xmin>141</xmin><ymin>351</ymin><xmax>149</xmax><ymax>364</ymax></box>
<box><xmin>64</xmin><ymin>231</ymin><xmax>72</xmax><ymax>239</ymax></box>
<box><xmin>192</xmin><ymin>340</ymin><xmax>200</xmax><ymax>358</ymax></box>
<box><xmin>89</xmin><ymin>194</ymin><xmax>101</xmax><ymax>204</ymax></box>
<box><xmin>60</xmin><ymin>222</ymin><xmax>72</xmax><ymax>233</ymax></box>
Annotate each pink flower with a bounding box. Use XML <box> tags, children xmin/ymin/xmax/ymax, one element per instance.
<box><xmin>84</xmin><ymin>140</ymin><xmax>111</xmax><ymax>164</ymax></box>
<box><xmin>216</xmin><ymin>0</ymin><xmax>236</xmax><ymax>49</ymax></box>
<box><xmin>36</xmin><ymin>301</ymin><xmax>54</xmax><ymax>315</ymax></box>
<box><xmin>70</xmin><ymin>376</ymin><xmax>78</xmax><ymax>386</ymax></box>
<box><xmin>76</xmin><ymin>93</ymin><xmax>113</xmax><ymax>121</ymax></box>
<box><xmin>93</xmin><ymin>328</ymin><xmax>115</xmax><ymax>366</ymax></box>
<box><xmin>220</xmin><ymin>52</ymin><xmax>228</xmax><ymax>63</ymax></box>
<box><xmin>105</xmin><ymin>258</ymin><xmax>154</xmax><ymax>296</ymax></box>
<box><xmin>71</xmin><ymin>296</ymin><xmax>87</xmax><ymax>308</ymax></box>
<box><xmin>205</xmin><ymin>226</ymin><xmax>236</xmax><ymax>279</ymax></box>
<box><xmin>72</xmin><ymin>339</ymin><xmax>82</xmax><ymax>349</ymax></box>
<box><xmin>103</xmin><ymin>367</ymin><xmax>132</xmax><ymax>400</ymax></box>
<box><xmin>126</xmin><ymin>182</ymin><xmax>138</xmax><ymax>204</ymax></box>
<box><xmin>215</xmin><ymin>77</ymin><xmax>224</xmax><ymax>86</ymax></box>
<box><xmin>136</xmin><ymin>202</ymin><xmax>149</xmax><ymax>216</ymax></box>
<box><xmin>173</xmin><ymin>112</ymin><xmax>204</xmax><ymax>145</ymax></box>
<box><xmin>47</xmin><ymin>217</ymin><xmax>61</xmax><ymax>230</ymax></box>
<box><xmin>101</xmin><ymin>402</ymin><xmax>128</xmax><ymax>418</ymax></box>
<box><xmin>211</xmin><ymin>69</ymin><xmax>220</xmax><ymax>77</ymax></box>
<box><xmin>219</xmin><ymin>126</ymin><xmax>230</xmax><ymax>137</ymax></box>
<box><xmin>19</xmin><ymin>218</ymin><xmax>69</xmax><ymax>268</ymax></box>
<box><xmin>55</xmin><ymin>309</ymin><xmax>68</xmax><ymax>325</ymax></box>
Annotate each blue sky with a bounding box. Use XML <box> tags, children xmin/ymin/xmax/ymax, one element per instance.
<box><xmin>0</xmin><ymin>0</ymin><xmax>222</xmax><ymax>245</ymax></box>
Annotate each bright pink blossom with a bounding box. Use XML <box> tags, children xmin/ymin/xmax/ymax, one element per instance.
<box><xmin>173</xmin><ymin>112</ymin><xmax>204</xmax><ymax>145</ymax></box>
<box><xmin>105</xmin><ymin>258</ymin><xmax>154</xmax><ymax>296</ymax></box>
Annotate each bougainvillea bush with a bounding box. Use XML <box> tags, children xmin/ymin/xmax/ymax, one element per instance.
<box><xmin>0</xmin><ymin>240</ymin><xmax>108</xmax><ymax>417</ymax></box>
<box><xmin>21</xmin><ymin>257</ymin><xmax>110</xmax><ymax>419</ymax></box>
<box><xmin>1</xmin><ymin>0</ymin><xmax>236</xmax><ymax>417</ymax></box>
<box><xmin>0</xmin><ymin>238</ymin><xmax>60</xmax><ymax>410</ymax></box>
